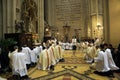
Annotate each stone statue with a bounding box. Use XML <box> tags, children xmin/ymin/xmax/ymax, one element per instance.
<box><xmin>21</xmin><ymin>0</ymin><xmax>37</xmax><ymax>33</ymax></box>
<box><xmin>15</xmin><ymin>20</ymin><xmax>24</xmax><ymax>33</ymax></box>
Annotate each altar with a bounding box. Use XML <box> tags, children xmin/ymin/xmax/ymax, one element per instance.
<box><xmin>4</xmin><ymin>33</ymin><xmax>38</xmax><ymax>48</ymax></box>
<box><xmin>63</xmin><ymin>24</ymin><xmax>71</xmax><ymax>42</ymax></box>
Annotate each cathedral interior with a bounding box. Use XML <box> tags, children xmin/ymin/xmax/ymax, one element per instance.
<box><xmin>0</xmin><ymin>0</ymin><xmax>120</xmax><ymax>47</ymax></box>
<box><xmin>0</xmin><ymin>0</ymin><xmax>120</xmax><ymax>80</ymax></box>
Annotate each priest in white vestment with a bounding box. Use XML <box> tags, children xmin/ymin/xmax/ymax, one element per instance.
<box><xmin>82</xmin><ymin>42</ymin><xmax>88</xmax><ymax>53</ymax></box>
<box><xmin>51</xmin><ymin>44</ymin><xmax>60</xmax><ymax>62</ymax></box>
<box><xmin>22</xmin><ymin>45</ymin><xmax>31</xmax><ymax>69</ymax></box>
<box><xmin>61</xmin><ymin>43</ymin><xmax>66</xmax><ymax>50</ymax></box>
<box><xmin>72</xmin><ymin>37</ymin><xmax>77</xmax><ymax>51</ymax></box>
<box><xmin>39</xmin><ymin>45</ymin><xmax>43</xmax><ymax>53</ymax></box>
<box><xmin>48</xmin><ymin>46</ymin><xmax>56</xmax><ymax>65</ymax></box>
<box><xmin>94</xmin><ymin>44</ymin><xmax>113</xmax><ymax>76</ymax></box>
<box><xmin>90</xmin><ymin>46</ymin><xmax>100</xmax><ymax>69</ymax></box>
<box><xmin>85</xmin><ymin>43</ymin><xmax>96</xmax><ymax>63</ymax></box>
<box><xmin>30</xmin><ymin>48</ymin><xmax>37</xmax><ymax>64</ymax></box>
<box><xmin>104</xmin><ymin>44</ymin><xmax>120</xmax><ymax>71</ymax></box>
<box><xmin>55</xmin><ymin>42</ymin><xmax>64</xmax><ymax>61</ymax></box>
<box><xmin>33</xmin><ymin>44</ymin><xmax>43</xmax><ymax>62</ymax></box>
<box><xmin>12</xmin><ymin>47</ymin><xmax>28</xmax><ymax>77</ymax></box>
<box><xmin>65</xmin><ymin>42</ymin><xmax>70</xmax><ymax>50</ymax></box>
<box><xmin>33</xmin><ymin>46</ymin><xmax>40</xmax><ymax>57</ymax></box>
<box><xmin>94</xmin><ymin>38</ymin><xmax>100</xmax><ymax>46</ymax></box>
<box><xmin>69</xmin><ymin>43</ymin><xmax>73</xmax><ymax>50</ymax></box>
<box><xmin>35</xmin><ymin>44</ymin><xmax>43</xmax><ymax>56</ymax></box>
<box><xmin>8</xmin><ymin>46</ymin><xmax>18</xmax><ymax>69</ymax></box>
<box><xmin>38</xmin><ymin>49</ymin><xmax>50</xmax><ymax>70</ymax></box>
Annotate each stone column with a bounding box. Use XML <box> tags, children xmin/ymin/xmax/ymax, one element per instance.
<box><xmin>2</xmin><ymin>0</ymin><xmax>16</xmax><ymax>34</ymax></box>
<box><xmin>103</xmin><ymin>0</ymin><xmax>109</xmax><ymax>43</ymax></box>
<box><xmin>82</xmin><ymin>0</ymin><xmax>90</xmax><ymax>38</ymax></box>
<box><xmin>6</xmin><ymin>0</ymin><xmax>13</xmax><ymax>33</ymax></box>
<box><xmin>0</xmin><ymin>0</ymin><xmax>3</xmax><ymax>39</ymax></box>
<box><xmin>90</xmin><ymin>0</ymin><xmax>97</xmax><ymax>38</ymax></box>
<box><xmin>88</xmin><ymin>0</ymin><xmax>92</xmax><ymax>38</ymax></box>
<box><xmin>47</xmin><ymin>0</ymin><xmax>55</xmax><ymax>26</ymax></box>
<box><xmin>37</xmin><ymin>0</ymin><xmax>44</xmax><ymax>42</ymax></box>
<box><xmin>2</xmin><ymin>0</ymin><xmax>7</xmax><ymax>35</ymax></box>
<box><xmin>90</xmin><ymin>0</ymin><xmax>103</xmax><ymax>39</ymax></box>
<box><xmin>12</xmin><ymin>0</ymin><xmax>16</xmax><ymax>32</ymax></box>
<box><xmin>6</xmin><ymin>0</ymin><xmax>16</xmax><ymax>33</ymax></box>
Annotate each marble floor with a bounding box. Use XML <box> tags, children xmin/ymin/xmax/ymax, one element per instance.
<box><xmin>28</xmin><ymin>50</ymin><xmax>118</xmax><ymax>80</ymax></box>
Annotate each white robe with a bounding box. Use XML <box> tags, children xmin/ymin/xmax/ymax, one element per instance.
<box><xmin>33</xmin><ymin>46</ymin><xmax>41</xmax><ymax>61</ymax></box>
<box><xmin>0</xmin><ymin>77</ymin><xmax>6</xmax><ymax>80</ymax></box>
<box><xmin>65</xmin><ymin>42</ymin><xmax>70</xmax><ymax>50</ymax></box>
<box><xmin>90</xmin><ymin>48</ymin><xmax>100</xmax><ymax>69</ymax></box>
<box><xmin>34</xmin><ymin>46</ymin><xmax>43</xmax><ymax>57</ymax></box>
<box><xmin>38</xmin><ymin>49</ymin><xmax>50</xmax><ymax>70</ymax></box>
<box><xmin>89</xmin><ymin>46</ymin><xmax>96</xmax><ymax>59</ymax></box>
<box><xmin>33</xmin><ymin>47</ymin><xmax>40</xmax><ymax>56</ymax></box>
<box><xmin>61</xmin><ymin>43</ymin><xmax>64</xmax><ymax>50</ymax></box>
<box><xmin>85</xmin><ymin>46</ymin><xmax>96</xmax><ymax>61</ymax></box>
<box><xmin>95</xmin><ymin>50</ymin><xmax>110</xmax><ymax>72</ymax></box>
<box><xmin>72</xmin><ymin>38</ymin><xmax>77</xmax><ymax>44</ymax></box>
<box><xmin>94</xmin><ymin>38</ymin><xmax>100</xmax><ymax>46</ymax></box>
<box><xmin>12</xmin><ymin>52</ymin><xmax>27</xmax><ymax>77</ymax></box>
<box><xmin>48</xmin><ymin>47</ymin><xmax>56</xmax><ymax>65</ymax></box>
<box><xmin>105</xmin><ymin>48</ymin><xmax>119</xmax><ymax>70</ymax></box>
<box><xmin>8</xmin><ymin>49</ymin><xmax>18</xmax><ymax>68</ymax></box>
<box><xmin>30</xmin><ymin>50</ymin><xmax>37</xmax><ymax>63</ymax></box>
<box><xmin>50</xmin><ymin>45</ymin><xmax>58</xmax><ymax>61</ymax></box>
<box><xmin>51</xmin><ymin>45</ymin><xmax>60</xmax><ymax>62</ymax></box>
<box><xmin>55</xmin><ymin>45</ymin><xmax>63</xmax><ymax>59</ymax></box>
<box><xmin>39</xmin><ymin>45</ymin><xmax>43</xmax><ymax>53</ymax></box>
<box><xmin>82</xmin><ymin>42</ymin><xmax>88</xmax><ymax>53</ymax></box>
<box><xmin>22</xmin><ymin>47</ymin><xmax>31</xmax><ymax>64</ymax></box>
<box><xmin>69</xmin><ymin>43</ymin><xmax>73</xmax><ymax>50</ymax></box>
<box><xmin>95</xmin><ymin>48</ymin><xmax>100</xmax><ymax>57</ymax></box>
<box><xmin>86</xmin><ymin>46</ymin><xmax>92</xmax><ymax>58</ymax></box>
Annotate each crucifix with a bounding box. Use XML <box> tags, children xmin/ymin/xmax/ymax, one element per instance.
<box><xmin>63</xmin><ymin>23</ymin><xmax>71</xmax><ymax>42</ymax></box>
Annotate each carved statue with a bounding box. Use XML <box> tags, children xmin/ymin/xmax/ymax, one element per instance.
<box><xmin>15</xmin><ymin>20</ymin><xmax>24</xmax><ymax>33</ymax></box>
<box><xmin>21</xmin><ymin>0</ymin><xmax>37</xmax><ymax>33</ymax></box>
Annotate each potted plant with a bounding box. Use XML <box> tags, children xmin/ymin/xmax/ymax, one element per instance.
<box><xmin>0</xmin><ymin>38</ymin><xmax>17</xmax><ymax>73</ymax></box>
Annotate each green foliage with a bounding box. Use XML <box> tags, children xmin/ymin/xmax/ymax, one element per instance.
<box><xmin>0</xmin><ymin>38</ymin><xmax>17</xmax><ymax>52</ymax></box>
<box><xmin>0</xmin><ymin>38</ymin><xmax>17</xmax><ymax>47</ymax></box>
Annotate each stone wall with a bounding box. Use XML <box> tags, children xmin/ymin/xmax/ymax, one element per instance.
<box><xmin>47</xmin><ymin>0</ymin><xmax>90</xmax><ymax>41</ymax></box>
<box><xmin>109</xmin><ymin>0</ymin><xmax>120</xmax><ymax>47</ymax></box>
